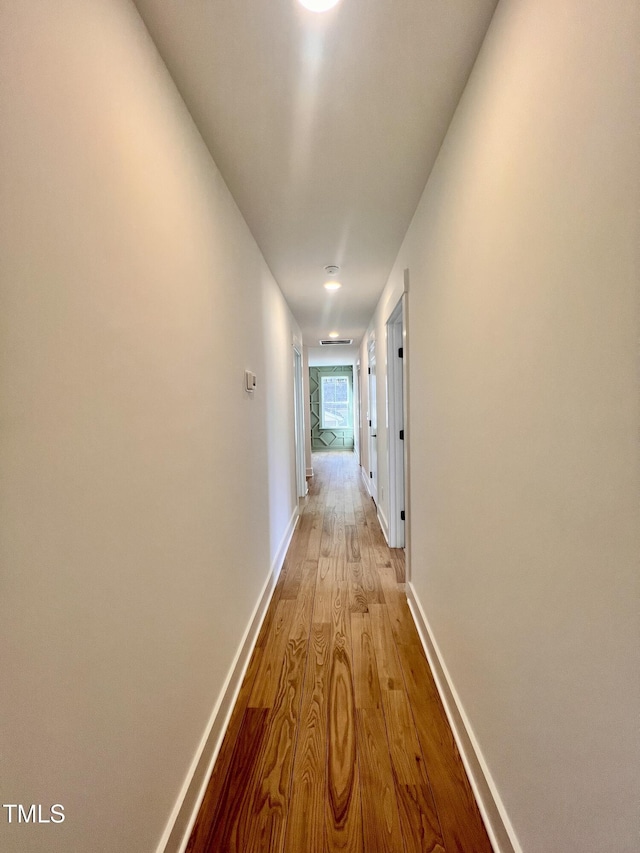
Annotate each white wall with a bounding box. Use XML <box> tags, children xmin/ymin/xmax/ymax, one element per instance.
<box><xmin>307</xmin><ymin>345</ymin><xmax>359</xmax><ymax>366</ymax></box>
<box><xmin>367</xmin><ymin>0</ymin><xmax>639</xmax><ymax>850</ymax></box>
<box><xmin>263</xmin><ymin>279</ymin><xmax>303</xmax><ymax>563</ymax></box>
<box><xmin>0</xmin><ymin>2</ymin><xmax>300</xmax><ymax>851</ymax></box>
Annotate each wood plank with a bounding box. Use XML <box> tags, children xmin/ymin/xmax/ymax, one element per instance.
<box><xmin>385</xmin><ymin>587</ymin><xmax>420</xmax><ymax>646</ymax></box>
<box><xmin>186</xmin><ymin>650</ymin><xmax>264</xmax><ymax>853</ymax></box>
<box><xmin>279</xmin><ymin>516</ymin><xmax>313</xmax><ymax>601</ymax></box>
<box><xmin>361</xmin><ymin>549</ymin><xmax>386</xmax><ymax>605</ymax></box>
<box><xmin>356</xmin><ymin>707</ymin><xmax>404</xmax><ymax>853</ymax></box>
<box><xmin>329</xmin><ymin>579</ymin><xmax>351</xmax><ymax>643</ymax></box>
<box><xmin>326</xmin><ymin>637</ymin><xmax>362</xmax><ymax>852</ymax></box>
<box><xmin>332</xmin><ymin>550</ymin><xmax>347</xmax><ymax>583</ymax></box>
<box><xmin>381</xmin><ymin>688</ymin><xmax>445</xmax><ymax>853</ymax></box>
<box><xmin>368</xmin><ymin>602</ymin><xmax>405</xmax><ymax>691</ymax></box>
<box><xmin>320</xmin><ymin>509</ymin><xmax>337</xmax><ymax>557</ymax></box>
<box><xmin>343</xmin><ymin>490</ymin><xmax>356</xmax><ymax>526</ymax></box>
<box><xmin>280</xmin><ymin>557</ymin><xmax>317</xmax><ymax>602</ymax></box>
<box><xmin>376</xmin><ymin>559</ymin><xmax>400</xmax><ymax>591</ymax></box>
<box><xmin>397</xmin><ymin>639</ymin><xmax>494</xmax><ymax>853</ymax></box>
<box><xmin>283</xmin><ymin>623</ymin><xmax>330</xmax><ymax>853</ymax></box>
<box><xmin>255</xmin><ymin>564</ymin><xmax>289</xmax><ymax>649</ymax></box>
<box><xmin>332</xmin><ymin>515</ymin><xmax>347</xmax><ymax>560</ymax></box>
<box><xmin>356</xmin><ymin>519</ymin><xmax>386</xmax><ymax>605</ymax></box>
<box><xmin>317</xmin><ymin>555</ymin><xmax>333</xmax><ymax>586</ymax></box>
<box><xmin>312</xmin><ymin>585</ymin><xmax>333</xmax><ymax>625</ymax></box>
<box><xmin>241</xmin><ymin>631</ymin><xmax>308</xmax><ymax>852</ymax></box>
<box><xmin>186</xmin><ymin>707</ymin><xmax>270</xmax><ymax>853</ymax></box>
<box><xmin>236</xmin><ymin>559</ymin><xmax>316</xmax><ymax>850</ymax></box>
<box><xmin>287</xmin><ymin>561</ymin><xmax>317</xmax><ymax>645</ymax></box>
<box><xmin>249</xmin><ymin>599</ymin><xmax>296</xmax><ymax>709</ymax></box>
<box><xmin>351</xmin><ymin>612</ymin><xmax>381</xmax><ymax>710</ymax></box>
<box><xmin>347</xmin><ymin>561</ymin><xmax>369</xmax><ymax>614</ymax></box>
<box><xmin>326</xmin><ymin>574</ymin><xmax>362</xmax><ymax>851</ymax></box>
<box><xmin>345</xmin><ymin>523</ymin><xmax>361</xmax><ymax>562</ymax></box>
<box><xmin>391</xmin><ymin>548</ymin><xmax>406</xmax><ymax>583</ymax></box>
<box><xmin>305</xmin><ymin>509</ymin><xmax>323</xmax><ymax>561</ymax></box>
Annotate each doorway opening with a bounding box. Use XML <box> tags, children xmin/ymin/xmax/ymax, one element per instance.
<box><xmin>309</xmin><ymin>365</ymin><xmax>355</xmax><ymax>451</ymax></box>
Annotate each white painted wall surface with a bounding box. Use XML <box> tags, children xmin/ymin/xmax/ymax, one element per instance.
<box><xmin>375</xmin><ymin>0</ymin><xmax>639</xmax><ymax>850</ymax></box>
<box><xmin>0</xmin><ymin>2</ymin><xmax>300</xmax><ymax>851</ymax></box>
<box><xmin>307</xmin><ymin>345</ymin><xmax>359</xmax><ymax>366</ymax></box>
<box><xmin>263</xmin><ymin>279</ymin><xmax>303</xmax><ymax>563</ymax></box>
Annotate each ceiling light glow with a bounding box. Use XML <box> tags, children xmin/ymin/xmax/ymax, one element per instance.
<box><xmin>323</xmin><ymin>281</ymin><xmax>342</xmax><ymax>291</ymax></box>
<box><xmin>329</xmin><ymin>331</ymin><xmax>340</xmax><ymax>338</ymax></box>
<box><xmin>298</xmin><ymin>0</ymin><xmax>341</xmax><ymax>12</ymax></box>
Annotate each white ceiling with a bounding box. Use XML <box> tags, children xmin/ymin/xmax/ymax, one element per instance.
<box><xmin>133</xmin><ymin>0</ymin><xmax>498</xmax><ymax>346</ymax></box>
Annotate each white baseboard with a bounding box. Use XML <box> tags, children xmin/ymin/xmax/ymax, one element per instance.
<box><xmin>377</xmin><ymin>505</ymin><xmax>390</xmax><ymax>545</ymax></box>
<box><xmin>360</xmin><ymin>465</ymin><xmax>371</xmax><ymax>494</ymax></box>
<box><xmin>406</xmin><ymin>583</ymin><xmax>522</xmax><ymax>853</ymax></box>
<box><xmin>156</xmin><ymin>505</ymin><xmax>299</xmax><ymax>853</ymax></box>
<box><xmin>272</xmin><ymin>506</ymin><xmax>300</xmax><ymax>581</ymax></box>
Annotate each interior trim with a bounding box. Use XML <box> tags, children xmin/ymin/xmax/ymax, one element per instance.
<box><xmin>156</xmin><ymin>506</ymin><xmax>300</xmax><ymax>853</ymax></box>
<box><xmin>406</xmin><ymin>583</ymin><xmax>522</xmax><ymax>853</ymax></box>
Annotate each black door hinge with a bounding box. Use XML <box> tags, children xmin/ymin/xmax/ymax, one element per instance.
<box><xmin>368</xmin><ymin>367</ymin><xmax>371</xmax><ymax>374</ymax></box>
<box><xmin>399</xmin><ymin>429</ymin><xmax>404</xmax><ymax>440</ymax></box>
<box><xmin>370</xmin><ymin>471</ymin><xmax>373</xmax><ymax>478</ymax></box>
<box><xmin>368</xmin><ymin>419</ymin><xmax>371</xmax><ymax>427</ymax></box>
<box><xmin>400</xmin><ymin>510</ymin><xmax>405</xmax><ymax>521</ymax></box>
<box><xmin>398</xmin><ymin>347</ymin><xmax>403</xmax><ymax>358</ymax></box>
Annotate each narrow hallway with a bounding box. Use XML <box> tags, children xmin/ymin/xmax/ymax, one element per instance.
<box><xmin>187</xmin><ymin>451</ymin><xmax>492</xmax><ymax>853</ymax></box>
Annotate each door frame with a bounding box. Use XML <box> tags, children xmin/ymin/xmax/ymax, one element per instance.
<box><xmin>293</xmin><ymin>346</ymin><xmax>307</xmax><ymax>498</ymax></box>
<box><xmin>353</xmin><ymin>361</ymin><xmax>361</xmax><ymax>464</ymax></box>
<box><xmin>386</xmin><ymin>298</ymin><xmax>405</xmax><ymax>548</ymax></box>
<box><xmin>367</xmin><ymin>334</ymin><xmax>378</xmax><ymax>504</ymax></box>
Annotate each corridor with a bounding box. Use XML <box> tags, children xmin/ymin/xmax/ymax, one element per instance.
<box><xmin>187</xmin><ymin>452</ymin><xmax>492</xmax><ymax>853</ymax></box>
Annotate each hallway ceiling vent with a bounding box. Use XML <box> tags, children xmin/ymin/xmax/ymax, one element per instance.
<box><xmin>319</xmin><ymin>338</ymin><xmax>353</xmax><ymax>346</ymax></box>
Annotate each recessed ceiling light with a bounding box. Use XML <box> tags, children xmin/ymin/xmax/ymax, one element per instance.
<box><xmin>328</xmin><ymin>331</ymin><xmax>340</xmax><ymax>338</ymax></box>
<box><xmin>323</xmin><ymin>281</ymin><xmax>342</xmax><ymax>291</ymax></box>
<box><xmin>298</xmin><ymin>0</ymin><xmax>341</xmax><ymax>11</ymax></box>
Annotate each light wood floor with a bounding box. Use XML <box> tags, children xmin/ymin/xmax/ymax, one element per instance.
<box><xmin>187</xmin><ymin>451</ymin><xmax>493</xmax><ymax>853</ymax></box>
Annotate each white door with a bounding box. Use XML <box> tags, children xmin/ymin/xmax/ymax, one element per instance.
<box><xmin>368</xmin><ymin>337</ymin><xmax>378</xmax><ymax>503</ymax></box>
<box><xmin>386</xmin><ymin>301</ymin><xmax>405</xmax><ymax>547</ymax></box>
